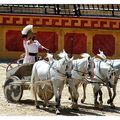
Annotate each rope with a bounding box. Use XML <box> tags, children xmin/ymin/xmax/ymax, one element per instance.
<box><xmin>0</xmin><ymin>64</ymin><xmax>7</xmax><ymax>69</ymax></box>
<box><xmin>73</xmin><ymin>60</ymin><xmax>90</xmax><ymax>76</ymax></box>
<box><xmin>73</xmin><ymin>69</ymin><xmax>90</xmax><ymax>75</ymax></box>
<box><xmin>45</xmin><ymin>60</ymin><xmax>67</xmax><ymax>77</ymax></box>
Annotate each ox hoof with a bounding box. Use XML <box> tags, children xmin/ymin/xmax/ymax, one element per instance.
<box><xmin>94</xmin><ymin>102</ymin><xmax>99</xmax><ymax>108</ymax></box>
<box><xmin>36</xmin><ymin>105</ymin><xmax>40</xmax><ymax>109</ymax></box>
<box><xmin>110</xmin><ymin>104</ymin><xmax>115</xmax><ymax>109</ymax></box>
<box><xmin>107</xmin><ymin>99</ymin><xmax>112</xmax><ymax>104</ymax></box>
<box><xmin>56</xmin><ymin>109</ymin><xmax>60</xmax><ymax>115</ymax></box>
<box><xmin>98</xmin><ymin>105</ymin><xmax>103</xmax><ymax>110</ymax></box>
<box><xmin>107</xmin><ymin>99</ymin><xmax>110</xmax><ymax>104</ymax></box>
<box><xmin>81</xmin><ymin>99</ymin><xmax>85</xmax><ymax>103</ymax></box>
<box><xmin>43</xmin><ymin>104</ymin><xmax>46</xmax><ymax>108</ymax></box>
<box><xmin>111</xmin><ymin>105</ymin><xmax>115</xmax><ymax>109</ymax></box>
<box><xmin>71</xmin><ymin>104</ymin><xmax>78</xmax><ymax>110</ymax></box>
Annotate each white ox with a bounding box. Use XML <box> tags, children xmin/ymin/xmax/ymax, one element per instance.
<box><xmin>81</xmin><ymin>57</ymin><xmax>117</xmax><ymax>108</ymax></box>
<box><xmin>95</xmin><ymin>50</ymin><xmax>120</xmax><ymax>108</ymax></box>
<box><xmin>67</xmin><ymin>53</ymin><xmax>95</xmax><ymax>109</ymax></box>
<box><xmin>105</xmin><ymin>59</ymin><xmax>120</xmax><ymax>107</ymax></box>
<box><xmin>30</xmin><ymin>50</ymin><xmax>73</xmax><ymax>114</ymax></box>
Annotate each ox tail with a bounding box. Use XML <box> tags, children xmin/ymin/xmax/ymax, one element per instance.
<box><xmin>30</xmin><ymin>63</ymin><xmax>37</xmax><ymax>98</ymax></box>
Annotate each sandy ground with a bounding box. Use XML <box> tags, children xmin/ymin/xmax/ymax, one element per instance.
<box><xmin>0</xmin><ymin>62</ymin><xmax>120</xmax><ymax>116</ymax></box>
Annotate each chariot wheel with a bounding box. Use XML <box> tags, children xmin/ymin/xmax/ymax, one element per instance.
<box><xmin>37</xmin><ymin>81</ymin><xmax>54</xmax><ymax>101</ymax></box>
<box><xmin>3</xmin><ymin>76</ymin><xmax>23</xmax><ymax>103</ymax></box>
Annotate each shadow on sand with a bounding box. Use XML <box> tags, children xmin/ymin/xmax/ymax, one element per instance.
<box><xmin>16</xmin><ymin>99</ymin><xmax>117</xmax><ymax>116</ymax></box>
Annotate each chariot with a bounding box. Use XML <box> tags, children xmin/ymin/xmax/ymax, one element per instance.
<box><xmin>3</xmin><ymin>59</ymin><xmax>54</xmax><ymax>103</ymax></box>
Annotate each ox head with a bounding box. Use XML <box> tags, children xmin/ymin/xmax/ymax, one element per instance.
<box><xmin>58</xmin><ymin>49</ymin><xmax>73</xmax><ymax>78</ymax></box>
<box><xmin>81</xmin><ymin>53</ymin><xmax>95</xmax><ymax>79</ymax></box>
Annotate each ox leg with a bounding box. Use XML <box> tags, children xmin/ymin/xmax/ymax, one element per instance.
<box><xmin>110</xmin><ymin>86</ymin><xmax>116</xmax><ymax>108</ymax></box>
<box><xmin>52</xmin><ymin>80</ymin><xmax>64</xmax><ymax>114</ymax></box>
<box><xmin>98</xmin><ymin>89</ymin><xmax>103</xmax><ymax>109</ymax></box>
<box><xmin>107</xmin><ymin>86</ymin><xmax>112</xmax><ymax>105</ymax></box>
<box><xmin>81</xmin><ymin>83</ymin><xmax>87</xmax><ymax>103</ymax></box>
<box><xmin>71</xmin><ymin>84</ymin><xmax>79</xmax><ymax>109</ymax></box>
<box><xmin>55</xmin><ymin>94</ymin><xmax>61</xmax><ymax>114</ymax></box>
<box><xmin>107</xmin><ymin>77</ymin><xmax>118</xmax><ymax>108</ymax></box>
<box><xmin>107</xmin><ymin>86</ymin><xmax>116</xmax><ymax>108</ymax></box>
<box><xmin>110</xmin><ymin>77</ymin><xmax>118</xmax><ymax>108</ymax></box>
<box><xmin>68</xmin><ymin>86</ymin><xmax>72</xmax><ymax>100</ymax></box>
<box><xmin>32</xmin><ymin>85</ymin><xmax>39</xmax><ymax>109</ymax></box>
<box><xmin>93</xmin><ymin>86</ymin><xmax>99</xmax><ymax>108</ymax></box>
<box><xmin>68</xmin><ymin>79</ymin><xmax>79</xmax><ymax>109</ymax></box>
<box><xmin>109</xmin><ymin>78</ymin><xmax>118</xmax><ymax>109</ymax></box>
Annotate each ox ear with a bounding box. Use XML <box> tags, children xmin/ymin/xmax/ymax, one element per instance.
<box><xmin>58</xmin><ymin>49</ymin><xmax>69</xmax><ymax>60</ymax></box>
<box><xmin>81</xmin><ymin>53</ymin><xmax>90</xmax><ymax>58</ymax></box>
<box><xmin>47</xmin><ymin>53</ymin><xmax>53</xmax><ymax>58</ymax></box>
<box><xmin>46</xmin><ymin>53</ymin><xmax>53</xmax><ymax>61</ymax></box>
<box><xmin>58</xmin><ymin>51</ymin><xmax>64</xmax><ymax>58</ymax></box>
<box><xmin>63</xmin><ymin>49</ymin><xmax>68</xmax><ymax>58</ymax></box>
<box><xmin>99</xmin><ymin>49</ymin><xmax>102</xmax><ymax>53</ymax></box>
<box><xmin>63</xmin><ymin>49</ymin><xmax>66</xmax><ymax>53</ymax></box>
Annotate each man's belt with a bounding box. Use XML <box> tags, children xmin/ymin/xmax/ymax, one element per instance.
<box><xmin>29</xmin><ymin>52</ymin><xmax>37</xmax><ymax>56</ymax></box>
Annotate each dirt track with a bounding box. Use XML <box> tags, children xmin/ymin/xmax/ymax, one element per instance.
<box><xmin>0</xmin><ymin>63</ymin><xmax>120</xmax><ymax>116</ymax></box>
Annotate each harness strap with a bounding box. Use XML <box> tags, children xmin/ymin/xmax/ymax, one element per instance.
<box><xmin>46</xmin><ymin>61</ymin><xmax>67</xmax><ymax>79</ymax></box>
<box><xmin>95</xmin><ymin>61</ymin><xmax>112</xmax><ymax>86</ymax></box>
<box><xmin>73</xmin><ymin>69</ymin><xmax>90</xmax><ymax>75</ymax></box>
<box><xmin>73</xmin><ymin>60</ymin><xmax>90</xmax><ymax>76</ymax></box>
<box><xmin>48</xmin><ymin>61</ymin><xmax>54</xmax><ymax>71</ymax></box>
<box><xmin>46</xmin><ymin>61</ymin><xmax>54</xmax><ymax>79</ymax></box>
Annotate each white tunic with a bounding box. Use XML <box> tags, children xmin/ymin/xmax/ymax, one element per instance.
<box><xmin>23</xmin><ymin>40</ymin><xmax>43</xmax><ymax>64</ymax></box>
<box><xmin>26</xmin><ymin>40</ymin><xmax>42</xmax><ymax>53</ymax></box>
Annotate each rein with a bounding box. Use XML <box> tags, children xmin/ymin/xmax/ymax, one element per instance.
<box><xmin>73</xmin><ymin>60</ymin><xmax>91</xmax><ymax>76</ymax></box>
<box><xmin>94</xmin><ymin>61</ymin><xmax>115</xmax><ymax>86</ymax></box>
<box><xmin>47</xmin><ymin>60</ymin><xmax>67</xmax><ymax>77</ymax></box>
<box><xmin>73</xmin><ymin>69</ymin><xmax>90</xmax><ymax>75</ymax></box>
<box><xmin>73</xmin><ymin>65</ymin><xmax>107</xmax><ymax>86</ymax></box>
<box><xmin>0</xmin><ymin>64</ymin><xmax>7</xmax><ymax>69</ymax></box>
<box><xmin>93</xmin><ymin>74</ymin><xmax>107</xmax><ymax>86</ymax></box>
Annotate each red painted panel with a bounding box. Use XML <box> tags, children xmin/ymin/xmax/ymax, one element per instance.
<box><xmin>64</xmin><ymin>33</ymin><xmax>87</xmax><ymax>54</ymax></box>
<box><xmin>6</xmin><ymin>30</ymin><xmax>58</xmax><ymax>53</ymax></box>
<box><xmin>36</xmin><ymin>31</ymin><xmax>58</xmax><ymax>53</ymax></box>
<box><xmin>6</xmin><ymin>30</ymin><xmax>23</xmax><ymax>51</ymax></box>
<box><xmin>93</xmin><ymin>34</ymin><xmax>115</xmax><ymax>56</ymax></box>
